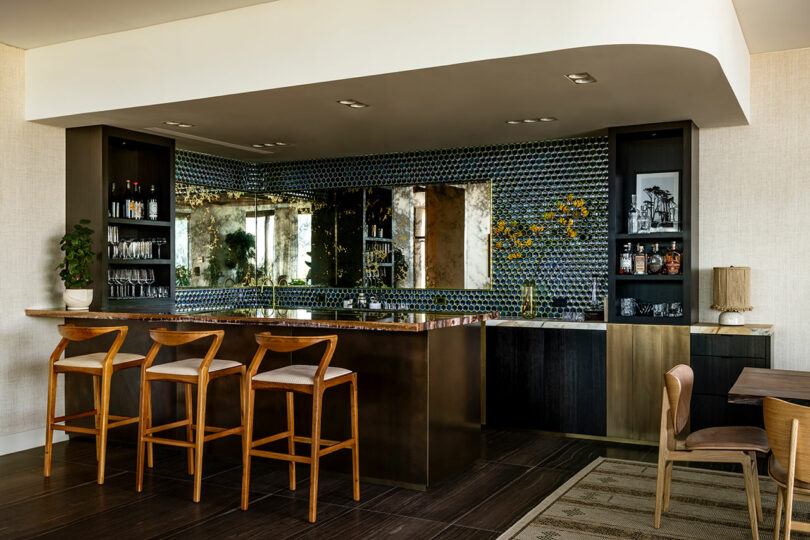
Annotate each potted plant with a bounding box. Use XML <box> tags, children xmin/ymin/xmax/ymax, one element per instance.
<box><xmin>58</xmin><ymin>219</ymin><xmax>95</xmax><ymax>310</ymax></box>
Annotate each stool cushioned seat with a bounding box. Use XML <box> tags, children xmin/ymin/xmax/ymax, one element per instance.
<box><xmin>146</xmin><ymin>358</ymin><xmax>241</xmax><ymax>376</ymax></box>
<box><xmin>55</xmin><ymin>352</ymin><xmax>145</xmax><ymax>369</ymax></box>
<box><xmin>684</xmin><ymin>426</ymin><xmax>770</xmax><ymax>453</ymax></box>
<box><xmin>253</xmin><ymin>364</ymin><xmax>351</xmax><ymax>386</ymax></box>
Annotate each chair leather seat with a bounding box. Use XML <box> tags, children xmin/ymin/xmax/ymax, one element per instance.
<box><xmin>55</xmin><ymin>352</ymin><xmax>145</xmax><ymax>369</ymax></box>
<box><xmin>253</xmin><ymin>364</ymin><xmax>352</xmax><ymax>386</ymax></box>
<box><xmin>769</xmin><ymin>454</ymin><xmax>810</xmax><ymax>491</ymax></box>
<box><xmin>146</xmin><ymin>358</ymin><xmax>241</xmax><ymax>376</ymax></box>
<box><xmin>684</xmin><ymin>426</ymin><xmax>770</xmax><ymax>453</ymax></box>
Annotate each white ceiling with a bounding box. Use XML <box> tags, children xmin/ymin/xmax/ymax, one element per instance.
<box><xmin>733</xmin><ymin>0</ymin><xmax>810</xmax><ymax>53</ymax></box>
<box><xmin>40</xmin><ymin>44</ymin><xmax>746</xmax><ymax>162</ymax></box>
<box><xmin>0</xmin><ymin>0</ymin><xmax>274</xmax><ymax>49</ymax></box>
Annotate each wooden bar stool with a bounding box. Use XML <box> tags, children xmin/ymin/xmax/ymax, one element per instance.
<box><xmin>136</xmin><ymin>328</ymin><xmax>244</xmax><ymax>502</ymax></box>
<box><xmin>44</xmin><ymin>324</ymin><xmax>144</xmax><ymax>485</ymax></box>
<box><xmin>241</xmin><ymin>333</ymin><xmax>359</xmax><ymax>522</ymax></box>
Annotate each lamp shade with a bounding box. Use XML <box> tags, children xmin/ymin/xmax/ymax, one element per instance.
<box><xmin>711</xmin><ymin>266</ymin><xmax>752</xmax><ymax>312</ymax></box>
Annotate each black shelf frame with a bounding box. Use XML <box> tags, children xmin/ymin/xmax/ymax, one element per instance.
<box><xmin>607</xmin><ymin>121</ymin><xmax>698</xmax><ymax>325</ymax></box>
<box><xmin>66</xmin><ymin>125</ymin><xmax>176</xmax><ymax>311</ymax></box>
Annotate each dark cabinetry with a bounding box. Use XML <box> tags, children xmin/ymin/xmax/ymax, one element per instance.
<box><xmin>690</xmin><ymin>333</ymin><xmax>773</xmax><ymax>430</ymax></box>
<box><xmin>66</xmin><ymin>126</ymin><xmax>175</xmax><ymax>311</ymax></box>
<box><xmin>486</xmin><ymin>326</ymin><xmax>606</xmax><ymax>436</ymax></box>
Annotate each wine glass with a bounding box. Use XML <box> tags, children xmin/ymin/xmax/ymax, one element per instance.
<box><xmin>107</xmin><ymin>269</ymin><xmax>115</xmax><ymax>298</ymax></box>
<box><xmin>155</xmin><ymin>237</ymin><xmax>167</xmax><ymax>259</ymax></box>
<box><xmin>145</xmin><ymin>269</ymin><xmax>155</xmax><ymax>297</ymax></box>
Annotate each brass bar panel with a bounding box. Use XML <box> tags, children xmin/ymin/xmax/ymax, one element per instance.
<box><xmin>606</xmin><ymin>323</ymin><xmax>634</xmax><ymax>439</ymax></box>
<box><xmin>632</xmin><ymin>324</ymin><xmax>664</xmax><ymax>441</ymax></box>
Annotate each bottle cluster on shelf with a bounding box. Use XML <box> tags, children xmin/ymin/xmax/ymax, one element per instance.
<box><xmin>618</xmin><ymin>241</ymin><xmax>682</xmax><ymax>275</ymax></box>
<box><xmin>110</xmin><ymin>180</ymin><xmax>159</xmax><ymax>220</ymax></box>
<box><xmin>626</xmin><ymin>193</ymin><xmax>680</xmax><ymax>234</ymax></box>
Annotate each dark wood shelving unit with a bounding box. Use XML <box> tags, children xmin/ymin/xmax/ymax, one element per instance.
<box><xmin>362</xmin><ymin>187</ymin><xmax>395</xmax><ymax>287</ymax></box>
<box><xmin>66</xmin><ymin>125</ymin><xmax>175</xmax><ymax>311</ymax></box>
<box><xmin>607</xmin><ymin>121</ymin><xmax>698</xmax><ymax>325</ymax></box>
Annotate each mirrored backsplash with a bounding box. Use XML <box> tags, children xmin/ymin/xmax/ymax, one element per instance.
<box><xmin>174</xmin><ymin>136</ymin><xmax>609</xmax><ymax>317</ymax></box>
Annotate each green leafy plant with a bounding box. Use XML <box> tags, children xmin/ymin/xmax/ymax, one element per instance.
<box><xmin>57</xmin><ymin>219</ymin><xmax>95</xmax><ymax>289</ymax></box>
<box><xmin>289</xmin><ymin>278</ymin><xmax>306</xmax><ymax>286</ymax></box>
<box><xmin>175</xmin><ymin>264</ymin><xmax>191</xmax><ymax>287</ymax></box>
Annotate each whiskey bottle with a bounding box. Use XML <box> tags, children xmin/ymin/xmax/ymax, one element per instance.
<box><xmin>633</xmin><ymin>244</ymin><xmax>647</xmax><ymax>275</ymax></box>
<box><xmin>147</xmin><ymin>184</ymin><xmax>159</xmax><ymax>220</ymax></box>
<box><xmin>618</xmin><ymin>243</ymin><xmax>633</xmax><ymax>274</ymax></box>
<box><xmin>665</xmin><ymin>241</ymin><xmax>682</xmax><ymax>275</ymax></box>
<box><xmin>647</xmin><ymin>243</ymin><xmax>664</xmax><ymax>274</ymax></box>
<box><xmin>109</xmin><ymin>182</ymin><xmax>120</xmax><ymax>218</ymax></box>
<box><xmin>627</xmin><ymin>194</ymin><xmax>639</xmax><ymax>234</ymax></box>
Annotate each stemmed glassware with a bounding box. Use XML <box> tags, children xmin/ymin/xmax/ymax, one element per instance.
<box><xmin>108</xmin><ymin>267</ymin><xmax>162</xmax><ymax>298</ymax></box>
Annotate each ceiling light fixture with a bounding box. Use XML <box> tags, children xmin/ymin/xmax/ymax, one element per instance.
<box><xmin>177</xmin><ymin>123</ymin><xmax>194</xmax><ymax>128</ymax></box>
<box><xmin>565</xmin><ymin>72</ymin><xmax>597</xmax><ymax>84</ymax></box>
<box><xmin>506</xmin><ymin>117</ymin><xmax>557</xmax><ymax>125</ymax></box>
<box><xmin>274</xmin><ymin>141</ymin><xmax>287</xmax><ymax>146</ymax></box>
<box><xmin>163</xmin><ymin>121</ymin><xmax>180</xmax><ymax>126</ymax></box>
<box><xmin>338</xmin><ymin>99</ymin><xmax>369</xmax><ymax>108</ymax></box>
<box><xmin>251</xmin><ymin>144</ymin><xmax>264</xmax><ymax>148</ymax></box>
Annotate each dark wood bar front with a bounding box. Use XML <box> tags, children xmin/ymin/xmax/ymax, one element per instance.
<box><xmin>27</xmin><ymin>309</ymin><xmax>492</xmax><ymax>489</ymax></box>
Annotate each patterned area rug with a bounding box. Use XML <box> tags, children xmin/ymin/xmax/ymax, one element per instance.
<box><xmin>500</xmin><ymin>457</ymin><xmax>810</xmax><ymax>539</ymax></box>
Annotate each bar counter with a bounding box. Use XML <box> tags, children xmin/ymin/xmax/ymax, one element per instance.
<box><xmin>27</xmin><ymin>307</ymin><xmax>495</xmax><ymax>489</ymax></box>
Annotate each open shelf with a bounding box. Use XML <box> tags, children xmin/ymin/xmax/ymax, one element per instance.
<box><xmin>365</xmin><ymin>236</ymin><xmax>393</xmax><ymax>242</ymax></box>
<box><xmin>109</xmin><ymin>259</ymin><xmax>172</xmax><ymax>265</ymax></box>
<box><xmin>108</xmin><ymin>218</ymin><xmax>171</xmax><ymax>227</ymax></box>
<box><xmin>614</xmin><ymin>232</ymin><xmax>683</xmax><ymax>241</ymax></box>
<box><xmin>615</xmin><ymin>274</ymin><xmax>683</xmax><ymax>281</ymax></box>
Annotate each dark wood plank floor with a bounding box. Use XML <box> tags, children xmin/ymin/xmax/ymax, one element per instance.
<box><xmin>0</xmin><ymin>430</ymin><xmax>662</xmax><ymax>539</ymax></box>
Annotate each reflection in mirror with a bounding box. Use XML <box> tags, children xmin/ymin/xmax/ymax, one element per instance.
<box><xmin>175</xmin><ymin>180</ymin><xmax>491</xmax><ymax>290</ymax></box>
<box><xmin>175</xmin><ymin>183</ymin><xmax>258</xmax><ymax>288</ymax></box>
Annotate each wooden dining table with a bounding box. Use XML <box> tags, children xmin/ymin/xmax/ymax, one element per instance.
<box><xmin>728</xmin><ymin>367</ymin><xmax>810</xmax><ymax>405</ymax></box>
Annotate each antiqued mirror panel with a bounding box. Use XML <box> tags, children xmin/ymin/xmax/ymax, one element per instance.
<box><xmin>175</xmin><ymin>180</ymin><xmax>492</xmax><ymax>290</ymax></box>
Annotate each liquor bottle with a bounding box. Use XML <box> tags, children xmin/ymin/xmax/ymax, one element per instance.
<box><xmin>133</xmin><ymin>182</ymin><xmax>143</xmax><ymax>220</ymax></box>
<box><xmin>124</xmin><ymin>180</ymin><xmax>133</xmax><ymax>219</ymax></box>
<box><xmin>109</xmin><ymin>182</ymin><xmax>120</xmax><ymax>218</ymax></box>
<box><xmin>665</xmin><ymin>241</ymin><xmax>682</xmax><ymax>275</ymax></box>
<box><xmin>647</xmin><ymin>243</ymin><xmax>664</xmax><ymax>274</ymax></box>
<box><xmin>627</xmin><ymin>194</ymin><xmax>639</xmax><ymax>234</ymax></box>
<box><xmin>147</xmin><ymin>184</ymin><xmax>159</xmax><ymax>220</ymax></box>
<box><xmin>618</xmin><ymin>243</ymin><xmax>633</xmax><ymax>274</ymax></box>
<box><xmin>633</xmin><ymin>243</ymin><xmax>647</xmax><ymax>275</ymax></box>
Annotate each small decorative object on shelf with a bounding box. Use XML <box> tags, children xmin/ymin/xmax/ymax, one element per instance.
<box><xmin>520</xmin><ymin>280</ymin><xmax>536</xmax><ymax>319</ymax></box>
<box><xmin>58</xmin><ymin>219</ymin><xmax>95</xmax><ymax>311</ymax></box>
<box><xmin>665</xmin><ymin>241</ymin><xmax>682</xmax><ymax>275</ymax></box>
<box><xmin>627</xmin><ymin>194</ymin><xmax>639</xmax><ymax>234</ymax></box>
<box><xmin>647</xmin><ymin>243</ymin><xmax>664</xmax><ymax>274</ymax></box>
<box><xmin>711</xmin><ymin>266</ymin><xmax>752</xmax><ymax>325</ymax></box>
<box><xmin>618</xmin><ymin>243</ymin><xmax>633</xmax><ymax>274</ymax></box>
<box><xmin>633</xmin><ymin>244</ymin><xmax>647</xmax><ymax>275</ymax></box>
<box><xmin>619</xmin><ymin>297</ymin><xmax>636</xmax><ymax>317</ymax></box>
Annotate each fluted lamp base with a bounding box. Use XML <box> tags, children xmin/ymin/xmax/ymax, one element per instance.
<box><xmin>718</xmin><ymin>311</ymin><xmax>745</xmax><ymax>326</ymax></box>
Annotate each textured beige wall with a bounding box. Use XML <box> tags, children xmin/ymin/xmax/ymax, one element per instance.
<box><xmin>700</xmin><ymin>47</ymin><xmax>810</xmax><ymax>369</ymax></box>
<box><xmin>0</xmin><ymin>43</ymin><xmax>66</xmax><ymax>452</ymax></box>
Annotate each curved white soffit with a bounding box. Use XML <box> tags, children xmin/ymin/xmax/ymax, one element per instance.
<box><xmin>24</xmin><ymin>0</ymin><xmax>750</xmax><ymax>122</ymax></box>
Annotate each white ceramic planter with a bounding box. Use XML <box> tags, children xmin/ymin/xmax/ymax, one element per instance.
<box><xmin>63</xmin><ymin>289</ymin><xmax>93</xmax><ymax>311</ymax></box>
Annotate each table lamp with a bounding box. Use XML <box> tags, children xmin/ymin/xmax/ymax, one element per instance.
<box><xmin>711</xmin><ymin>266</ymin><xmax>752</xmax><ymax>326</ymax></box>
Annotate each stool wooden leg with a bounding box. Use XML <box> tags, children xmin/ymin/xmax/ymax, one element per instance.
<box><xmin>775</xmin><ymin>486</ymin><xmax>784</xmax><ymax>540</ymax></box>
<box><xmin>93</xmin><ymin>375</ymin><xmax>101</xmax><ymax>462</ymax></box>
<box><xmin>96</xmin><ymin>367</ymin><xmax>112</xmax><ymax>485</ymax></box>
<box><xmin>750</xmin><ymin>452</ymin><xmax>763</xmax><ymax>521</ymax></box>
<box><xmin>136</xmin><ymin>376</ymin><xmax>149</xmax><ymax>493</ymax></box>
<box><xmin>241</xmin><ymin>383</ymin><xmax>255</xmax><ymax>511</ymax></box>
<box><xmin>663</xmin><ymin>461</ymin><xmax>673</xmax><ymax>512</ymax></box>
<box><xmin>350</xmin><ymin>376</ymin><xmax>360</xmax><ymax>501</ymax></box>
<box><xmin>145</xmin><ymin>378</ymin><xmax>153</xmax><ymax>469</ymax></box>
<box><xmin>185</xmin><ymin>383</ymin><xmax>194</xmax><ymax>475</ymax></box>
<box><xmin>192</xmin><ymin>378</ymin><xmax>208</xmax><ymax>503</ymax></box>
<box><xmin>286</xmin><ymin>391</ymin><xmax>296</xmax><ymax>491</ymax></box>
<box><xmin>44</xmin><ymin>369</ymin><xmax>58</xmax><ymax>478</ymax></box>
<box><xmin>308</xmin><ymin>389</ymin><xmax>323</xmax><ymax>523</ymax></box>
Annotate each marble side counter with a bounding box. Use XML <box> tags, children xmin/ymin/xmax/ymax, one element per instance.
<box><xmin>25</xmin><ymin>308</ymin><xmax>496</xmax><ymax>333</ymax></box>
<box><xmin>486</xmin><ymin>317</ymin><xmax>774</xmax><ymax>336</ymax></box>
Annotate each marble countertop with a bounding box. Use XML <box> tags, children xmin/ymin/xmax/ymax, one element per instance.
<box><xmin>487</xmin><ymin>317</ymin><xmax>774</xmax><ymax>336</ymax></box>
<box><xmin>25</xmin><ymin>308</ymin><xmax>497</xmax><ymax>333</ymax></box>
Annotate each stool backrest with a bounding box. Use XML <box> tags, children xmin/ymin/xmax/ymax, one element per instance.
<box><xmin>249</xmin><ymin>333</ymin><xmax>338</xmax><ymax>384</ymax></box>
<box><xmin>143</xmin><ymin>328</ymin><xmax>224</xmax><ymax>374</ymax></box>
<box><xmin>58</xmin><ymin>324</ymin><xmax>129</xmax><ymax>341</ymax></box>
<box><xmin>764</xmin><ymin>397</ymin><xmax>810</xmax><ymax>484</ymax></box>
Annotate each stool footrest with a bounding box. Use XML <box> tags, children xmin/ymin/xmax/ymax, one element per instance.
<box><xmin>250</xmin><ymin>448</ymin><xmax>312</xmax><ymax>464</ymax></box>
<box><xmin>53</xmin><ymin>410</ymin><xmax>97</xmax><ymax>423</ymax></box>
<box><xmin>318</xmin><ymin>439</ymin><xmax>354</xmax><ymax>457</ymax></box>
<box><xmin>293</xmin><ymin>435</ymin><xmax>340</xmax><ymax>446</ymax></box>
<box><xmin>203</xmin><ymin>426</ymin><xmax>243</xmax><ymax>442</ymax></box>
<box><xmin>146</xmin><ymin>419</ymin><xmax>191</xmax><ymax>434</ymax></box>
<box><xmin>52</xmin><ymin>424</ymin><xmax>97</xmax><ymax>435</ymax></box>
<box><xmin>143</xmin><ymin>436</ymin><xmax>195</xmax><ymax>449</ymax></box>
<box><xmin>107</xmin><ymin>416</ymin><xmax>139</xmax><ymax>429</ymax></box>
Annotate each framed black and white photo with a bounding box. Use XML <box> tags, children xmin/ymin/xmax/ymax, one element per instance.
<box><xmin>636</xmin><ymin>171</ymin><xmax>680</xmax><ymax>232</ymax></box>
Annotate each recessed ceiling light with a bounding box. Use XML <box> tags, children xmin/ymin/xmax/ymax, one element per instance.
<box><xmin>274</xmin><ymin>141</ymin><xmax>287</xmax><ymax>146</ymax></box>
<box><xmin>263</xmin><ymin>143</ymin><xmax>276</xmax><ymax>147</ymax></box>
<box><xmin>177</xmin><ymin>123</ymin><xmax>194</xmax><ymax>128</ymax></box>
<box><xmin>522</xmin><ymin>118</ymin><xmax>539</xmax><ymax>123</ymax></box>
<box><xmin>565</xmin><ymin>72</ymin><xmax>597</xmax><ymax>84</ymax></box>
<box><xmin>539</xmin><ymin>117</ymin><xmax>557</xmax><ymax>122</ymax></box>
<box><xmin>506</xmin><ymin>116</ymin><xmax>558</xmax><ymax>125</ymax></box>
<box><xmin>252</xmin><ymin>144</ymin><xmax>264</xmax><ymax>148</ymax></box>
<box><xmin>505</xmin><ymin>120</ymin><xmax>522</xmax><ymax>125</ymax></box>
<box><xmin>338</xmin><ymin>99</ymin><xmax>369</xmax><ymax>108</ymax></box>
<box><xmin>163</xmin><ymin>121</ymin><xmax>180</xmax><ymax>126</ymax></box>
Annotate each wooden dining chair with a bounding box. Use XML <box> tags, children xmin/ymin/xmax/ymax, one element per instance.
<box><xmin>136</xmin><ymin>328</ymin><xmax>244</xmax><ymax>502</ymax></box>
<box><xmin>45</xmin><ymin>324</ymin><xmax>144</xmax><ymax>485</ymax></box>
<box><xmin>241</xmin><ymin>333</ymin><xmax>359</xmax><ymax>523</ymax></box>
<box><xmin>764</xmin><ymin>397</ymin><xmax>810</xmax><ymax>539</ymax></box>
<box><xmin>654</xmin><ymin>364</ymin><xmax>770</xmax><ymax>539</ymax></box>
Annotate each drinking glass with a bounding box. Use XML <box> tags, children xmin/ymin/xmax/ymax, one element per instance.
<box><xmin>155</xmin><ymin>238</ymin><xmax>167</xmax><ymax>259</ymax></box>
<box><xmin>145</xmin><ymin>269</ymin><xmax>155</xmax><ymax>297</ymax></box>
